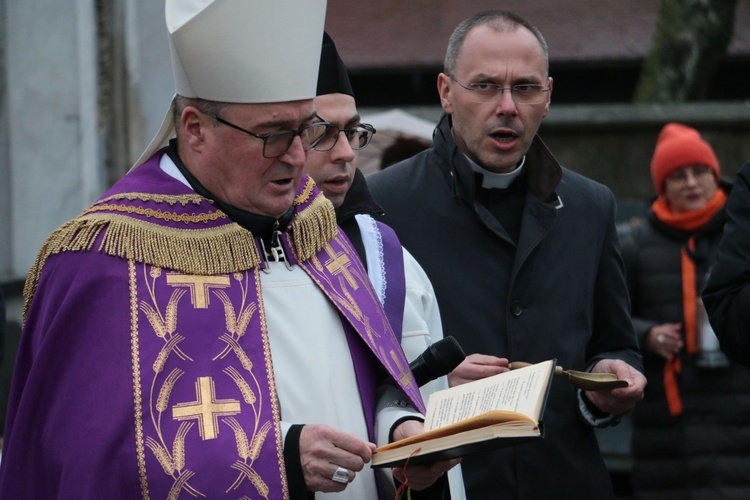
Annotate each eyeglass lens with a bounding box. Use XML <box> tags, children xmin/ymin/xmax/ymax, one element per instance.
<box><xmin>263</xmin><ymin>122</ymin><xmax>330</xmax><ymax>157</ymax></box>
<box><xmin>314</xmin><ymin>125</ymin><xmax>375</xmax><ymax>152</ymax></box>
<box><xmin>451</xmin><ymin>77</ymin><xmax>549</xmax><ymax>104</ymax></box>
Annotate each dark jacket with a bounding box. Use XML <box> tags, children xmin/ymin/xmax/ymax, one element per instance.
<box><xmin>368</xmin><ymin>114</ymin><xmax>642</xmax><ymax>500</ymax></box>
<box><xmin>622</xmin><ymin>196</ymin><xmax>750</xmax><ymax>500</ymax></box>
<box><xmin>335</xmin><ymin>168</ymin><xmax>383</xmax><ymax>265</ymax></box>
<box><xmin>704</xmin><ymin>161</ymin><xmax>750</xmax><ymax>367</ymax></box>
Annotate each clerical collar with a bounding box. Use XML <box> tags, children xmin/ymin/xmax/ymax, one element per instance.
<box><xmin>163</xmin><ymin>140</ymin><xmax>294</xmax><ymax>245</ymax></box>
<box><xmin>465</xmin><ymin>154</ymin><xmax>526</xmax><ymax>189</ymax></box>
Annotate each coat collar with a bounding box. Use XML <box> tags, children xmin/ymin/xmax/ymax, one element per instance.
<box><xmin>433</xmin><ymin>113</ymin><xmax>563</xmax><ymax>205</ymax></box>
<box><xmin>335</xmin><ymin>168</ymin><xmax>384</xmax><ymax>225</ymax></box>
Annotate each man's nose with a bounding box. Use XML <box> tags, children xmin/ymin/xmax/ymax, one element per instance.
<box><xmin>283</xmin><ymin>135</ymin><xmax>307</xmax><ymax>168</ymax></box>
<box><xmin>494</xmin><ymin>89</ymin><xmax>518</xmax><ymax>115</ymax></box>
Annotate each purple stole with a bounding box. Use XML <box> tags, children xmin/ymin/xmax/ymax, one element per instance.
<box><xmin>354</xmin><ymin>215</ymin><xmax>407</xmax><ymax>343</ymax></box>
<box><xmin>31</xmin><ymin>152</ymin><xmax>425</xmax><ymax>498</ymax></box>
<box><xmin>374</xmin><ymin>221</ymin><xmax>406</xmax><ymax>343</ymax></box>
<box><xmin>292</xmin><ymin>229</ymin><xmax>418</xmax><ymax>438</ymax></box>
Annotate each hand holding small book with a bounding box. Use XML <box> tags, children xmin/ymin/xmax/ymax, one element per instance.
<box><xmin>389</xmin><ymin>420</ymin><xmax>461</xmax><ymax>490</ymax></box>
<box><xmin>372</xmin><ymin>360</ymin><xmax>556</xmax><ymax>467</ymax></box>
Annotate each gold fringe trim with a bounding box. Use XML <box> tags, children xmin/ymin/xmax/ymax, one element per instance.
<box><xmin>24</xmin><ymin>187</ymin><xmax>337</xmax><ymax>318</ymax></box>
<box><xmin>24</xmin><ymin>213</ymin><xmax>260</xmax><ymax>317</ymax></box>
<box><xmin>290</xmin><ymin>194</ymin><xmax>338</xmax><ymax>261</ymax></box>
<box><xmin>94</xmin><ymin>192</ymin><xmax>210</xmax><ymax>207</ymax></box>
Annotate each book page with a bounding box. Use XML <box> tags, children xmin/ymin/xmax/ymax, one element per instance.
<box><xmin>424</xmin><ymin>360</ymin><xmax>553</xmax><ymax>430</ymax></box>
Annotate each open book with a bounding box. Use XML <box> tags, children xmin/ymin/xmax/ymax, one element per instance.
<box><xmin>372</xmin><ymin>359</ymin><xmax>555</xmax><ymax>468</ymax></box>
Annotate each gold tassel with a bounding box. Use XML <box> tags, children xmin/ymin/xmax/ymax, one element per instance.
<box><xmin>290</xmin><ymin>194</ymin><xmax>338</xmax><ymax>260</ymax></box>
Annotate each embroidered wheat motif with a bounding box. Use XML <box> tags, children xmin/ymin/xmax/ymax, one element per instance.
<box><xmin>140</xmin><ymin>302</ymin><xmax>166</xmax><ymax>338</ymax></box>
<box><xmin>226</xmin><ymin>417</ymin><xmax>250</xmax><ymax>460</ymax></box>
<box><xmin>165</xmin><ymin>288</ymin><xmax>186</xmax><ymax>334</ymax></box>
<box><xmin>153</xmin><ymin>334</ymin><xmax>185</xmax><ymax>373</ymax></box>
<box><xmin>145</xmin><ymin>437</ymin><xmax>174</xmax><ymax>475</ymax></box>
<box><xmin>232</xmin><ymin>461</ymin><xmax>270</xmax><ymax>498</ymax></box>
<box><xmin>224</xmin><ymin>366</ymin><xmax>256</xmax><ymax>404</ymax></box>
<box><xmin>215</xmin><ymin>290</ymin><xmax>237</xmax><ymax>334</ymax></box>
<box><xmin>220</xmin><ymin>334</ymin><xmax>253</xmax><ymax>371</ymax></box>
<box><xmin>236</xmin><ymin>303</ymin><xmax>257</xmax><ymax>338</ymax></box>
<box><xmin>168</xmin><ymin>470</ymin><xmax>196</xmax><ymax>500</ymax></box>
<box><xmin>248</xmin><ymin>421</ymin><xmax>272</xmax><ymax>461</ymax></box>
<box><xmin>156</xmin><ymin>368</ymin><xmax>184</xmax><ymax>412</ymax></box>
<box><xmin>172</xmin><ymin>422</ymin><xmax>192</xmax><ymax>471</ymax></box>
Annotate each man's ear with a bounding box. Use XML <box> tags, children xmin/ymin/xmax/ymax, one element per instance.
<box><xmin>542</xmin><ymin>77</ymin><xmax>553</xmax><ymax>118</ymax></box>
<box><xmin>437</xmin><ymin>73</ymin><xmax>453</xmax><ymax>115</ymax></box>
<box><xmin>181</xmin><ymin>106</ymin><xmax>210</xmax><ymax>151</ymax></box>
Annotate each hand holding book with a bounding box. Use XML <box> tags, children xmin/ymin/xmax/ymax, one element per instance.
<box><xmin>372</xmin><ymin>360</ymin><xmax>556</xmax><ymax>468</ymax></box>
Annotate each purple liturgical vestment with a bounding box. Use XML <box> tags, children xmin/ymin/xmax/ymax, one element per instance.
<box><xmin>0</xmin><ymin>151</ymin><xmax>424</xmax><ymax>499</ymax></box>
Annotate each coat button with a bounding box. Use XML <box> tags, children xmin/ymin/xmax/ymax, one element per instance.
<box><xmin>511</xmin><ymin>301</ymin><xmax>522</xmax><ymax>317</ymax></box>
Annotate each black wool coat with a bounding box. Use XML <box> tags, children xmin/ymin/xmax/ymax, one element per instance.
<box><xmin>704</xmin><ymin>161</ymin><xmax>750</xmax><ymax>367</ymax></box>
<box><xmin>368</xmin><ymin>114</ymin><xmax>642</xmax><ymax>500</ymax></box>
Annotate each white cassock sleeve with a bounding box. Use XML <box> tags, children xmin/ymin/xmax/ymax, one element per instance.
<box><xmin>377</xmin><ymin>249</ymin><xmax>467</xmax><ymax>499</ymax></box>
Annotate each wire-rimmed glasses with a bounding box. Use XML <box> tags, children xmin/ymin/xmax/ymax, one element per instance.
<box><xmin>212</xmin><ymin>115</ymin><xmax>336</xmax><ymax>158</ymax></box>
<box><xmin>450</xmin><ymin>76</ymin><xmax>550</xmax><ymax>104</ymax></box>
<box><xmin>311</xmin><ymin>122</ymin><xmax>377</xmax><ymax>152</ymax></box>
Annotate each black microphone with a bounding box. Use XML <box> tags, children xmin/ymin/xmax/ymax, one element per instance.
<box><xmin>409</xmin><ymin>336</ymin><xmax>466</xmax><ymax>387</ymax></box>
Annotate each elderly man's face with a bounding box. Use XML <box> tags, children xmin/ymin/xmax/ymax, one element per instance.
<box><xmin>304</xmin><ymin>93</ymin><xmax>358</xmax><ymax>208</ymax></box>
<box><xmin>193</xmin><ymin>100</ymin><xmax>316</xmax><ymax>218</ymax></box>
<box><xmin>437</xmin><ymin>25</ymin><xmax>551</xmax><ymax>173</ymax></box>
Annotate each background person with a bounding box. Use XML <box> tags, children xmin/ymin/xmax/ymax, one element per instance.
<box><xmin>305</xmin><ymin>32</ymin><xmax>463</xmax><ymax>499</ymax></box>
<box><xmin>0</xmin><ymin>1</ymin><xmax>450</xmax><ymax>498</ymax></box>
<box><xmin>368</xmin><ymin>10</ymin><xmax>646</xmax><ymax>499</ymax></box>
<box><xmin>704</xmin><ymin>160</ymin><xmax>750</xmax><ymax>367</ymax></box>
<box><xmin>621</xmin><ymin>122</ymin><xmax>750</xmax><ymax>498</ymax></box>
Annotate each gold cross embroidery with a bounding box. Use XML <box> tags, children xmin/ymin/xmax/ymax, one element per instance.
<box><xmin>172</xmin><ymin>376</ymin><xmax>241</xmax><ymax>440</ymax></box>
<box><xmin>166</xmin><ymin>274</ymin><xmax>231</xmax><ymax>309</ymax></box>
<box><xmin>324</xmin><ymin>245</ymin><xmax>358</xmax><ymax>289</ymax></box>
<box><xmin>390</xmin><ymin>350</ymin><xmax>414</xmax><ymax>388</ymax></box>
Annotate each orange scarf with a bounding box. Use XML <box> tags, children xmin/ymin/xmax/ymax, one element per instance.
<box><xmin>650</xmin><ymin>189</ymin><xmax>727</xmax><ymax>416</ymax></box>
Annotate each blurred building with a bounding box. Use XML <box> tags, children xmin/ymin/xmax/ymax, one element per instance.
<box><xmin>325</xmin><ymin>0</ymin><xmax>750</xmax><ymax>107</ymax></box>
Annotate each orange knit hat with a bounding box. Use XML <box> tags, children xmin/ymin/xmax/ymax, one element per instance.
<box><xmin>650</xmin><ymin>123</ymin><xmax>720</xmax><ymax>194</ymax></box>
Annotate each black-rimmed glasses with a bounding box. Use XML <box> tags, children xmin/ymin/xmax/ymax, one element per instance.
<box><xmin>212</xmin><ymin>115</ymin><xmax>336</xmax><ymax>158</ymax></box>
<box><xmin>311</xmin><ymin>122</ymin><xmax>376</xmax><ymax>152</ymax></box>
<box><xmin>450</xmin><ymin>76</ymin><xmax>550</xmax><ymax>104</ymax></box>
